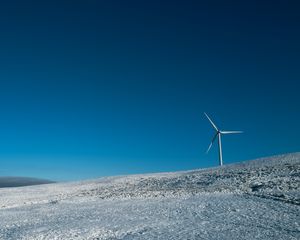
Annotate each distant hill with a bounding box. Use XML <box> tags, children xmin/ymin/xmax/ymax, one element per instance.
<box><xmin>0</xmin><ymin>177</ymin><xmax>54</xmax><ymax>188</ymax></box>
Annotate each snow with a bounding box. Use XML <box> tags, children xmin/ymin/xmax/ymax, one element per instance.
<box><xmin>0</xmin><ymin>153</ymin><xmax>299</xmax><ymax>239</ymax></box>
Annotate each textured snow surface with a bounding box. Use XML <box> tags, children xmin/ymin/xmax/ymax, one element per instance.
<box><xmin>0</xmin><ymin>153</ymin><xmax>299</xmax><ymax>239</ymax></box>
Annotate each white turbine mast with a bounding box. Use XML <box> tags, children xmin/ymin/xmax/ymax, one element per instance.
<box><xmin>204</xmin><ymin>112</ymin><xmax>242</xmax><ymax>166</ymax></box>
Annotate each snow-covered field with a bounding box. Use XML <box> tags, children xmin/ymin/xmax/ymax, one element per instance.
<box><xmin>0</xmin><ymin>153</ymin><xmax>299</xmax><ymax>240</ymax></box>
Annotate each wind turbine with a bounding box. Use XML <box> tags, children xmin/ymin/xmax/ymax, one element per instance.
<box><xmin>204</xmin><ymin>112</ymin><xmax>242</xmax><ymax>166</ymax></box>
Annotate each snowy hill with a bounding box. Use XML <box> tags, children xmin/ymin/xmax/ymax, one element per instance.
<box><xmin>0</xmin><ymin>153</ymin><xmax>299</xmax><ymax>239</ymax></box>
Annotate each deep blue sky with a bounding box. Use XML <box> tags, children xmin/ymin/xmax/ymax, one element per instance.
<box><xmin>0</xmin><ymin>1</ymin><xmax>299</xmax><ymax>181</ymax></box>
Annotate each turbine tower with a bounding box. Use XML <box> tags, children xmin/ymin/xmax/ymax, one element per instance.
<box><xmin>204</xmin><ymin>112</ymin><xmax>242</xmax><ymax>166</ymax></box>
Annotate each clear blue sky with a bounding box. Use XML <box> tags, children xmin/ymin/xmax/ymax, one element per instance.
<box><xmin>0</xmin><ymin>1</ymin><xmax>299</xmax><ymax>181</ymax></box>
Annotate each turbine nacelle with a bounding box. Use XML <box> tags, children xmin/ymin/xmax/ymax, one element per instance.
<box><xmin>204</xmin><ymin>112</ymin><xmax>242</xmax><ymax>166</ymax></box>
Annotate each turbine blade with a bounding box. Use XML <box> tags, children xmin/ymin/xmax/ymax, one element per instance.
<box><xmin>204</xmin><ymin>112</ymin><xmax>218</xmax><ymax>131</ymax></box>
<box><xmin>220</xmin><ymin>131</ymin><xmax>243</xmax><ymax>134</ymax></box>
<box><xmin>206</xmin><ymin>133</ymin><xmax>218</xmax><ymax>153</ymax></box>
